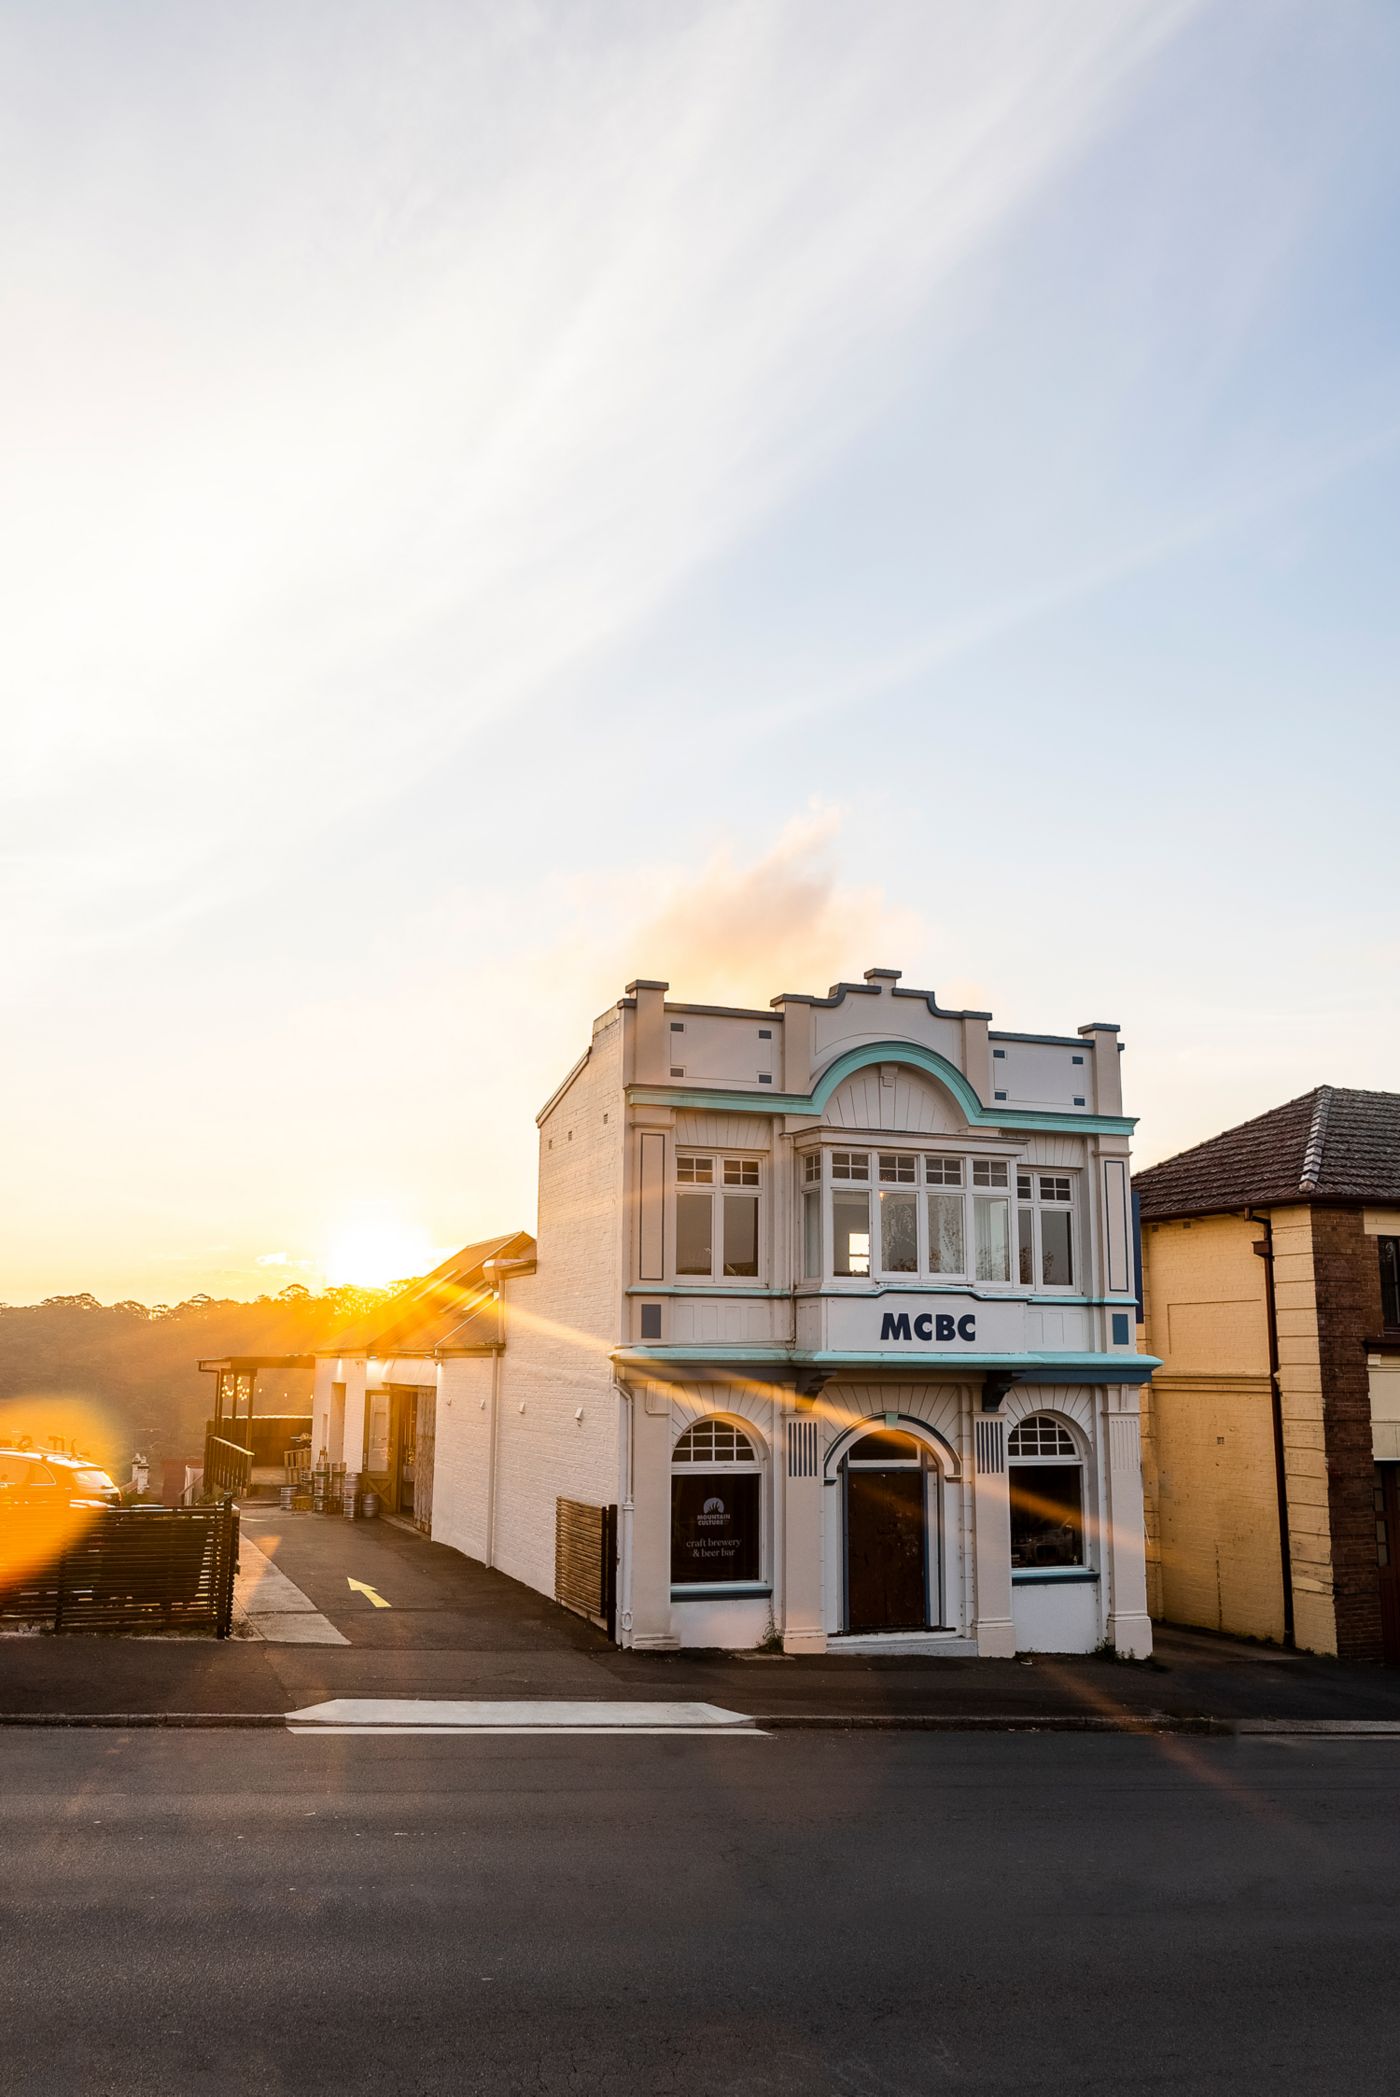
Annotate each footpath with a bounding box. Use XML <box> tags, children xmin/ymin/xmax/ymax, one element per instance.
<box><xmin>2</xmin><ymin>1509</ymin><xmax>1399</xmax><ymax>1732</ymax></box>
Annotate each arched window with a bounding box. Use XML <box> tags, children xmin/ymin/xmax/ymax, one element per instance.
<box><xmin>1008</xmin><ymin>1414</ymin><xmax>1085</xmax><ymax>1570</ymax></box>
<box><xmin>1008</xmin><ymin>1416</ymin><xmax>1077</xmax><ymax>1459</ymax></box>
<box><xmin>670</xmin><ymin>1418</ymin><xmax>764</xmax><ymax>1589</ymax></box>
<box><xmin>673</xmin><ymin>1419</ymin><xmax>758</xmax><ymax>1466</ymax></box>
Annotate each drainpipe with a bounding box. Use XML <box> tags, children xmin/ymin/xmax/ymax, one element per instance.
<box><xmin>485</xmin><ymin>1279</ymin><xmax>505</xmax><ymax>1571</ymax></box>
<box><xmin>1248</xmin><ymin>1209</ymin><xmax>1295</xmax><ymax>1647</ymax></box>
<box><xmin>613</xmin><ymin>1380</ymin><xmax>635</xmax><ymax>1643</ymax></box>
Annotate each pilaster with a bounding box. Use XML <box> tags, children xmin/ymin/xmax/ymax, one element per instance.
<box><xmin>972</xmin><ymin>1413</ymin><xmax>1015</xmax><ymax>1656</ymax></box>
<box><xmin>626</xmin><ymin>1383</ymin><xmax>679</xmax><ymax>1650</ymax></box>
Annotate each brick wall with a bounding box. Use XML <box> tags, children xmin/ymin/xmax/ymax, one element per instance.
<box><xmin>1312</xmin><ymin>1206</ymin><xmax>1385</xmax><ymax>1663</ymax></box>
<box><xmin>1138</xmin><ymin>1214</ymin><xmax>1277</xmax><ymax>1631</ymax></box>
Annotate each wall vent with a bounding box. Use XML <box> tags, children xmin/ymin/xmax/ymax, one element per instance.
<box><xmin>787</xmin><ymin>1419</ymin><xmax>820</xmax><ymax>1479</ymax></box>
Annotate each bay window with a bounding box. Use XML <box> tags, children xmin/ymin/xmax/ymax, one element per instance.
<box><xmin>799</xmin><ymin>1148</ymin><xmax>1082</xmax><ymax>1289</ymax></box>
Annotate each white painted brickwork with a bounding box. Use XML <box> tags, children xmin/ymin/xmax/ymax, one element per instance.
<box><xmin>430</xmin><ymin>1357</ymin><xmax>495</xmax><ymax>1563</ymax></box>
<box><xmin>492</xmin><ymin>1013</ymin><xmax>625</xmax><ymax>1601</ymax></box>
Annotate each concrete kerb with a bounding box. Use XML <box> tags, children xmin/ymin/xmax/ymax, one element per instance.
<box><xmin>5</xmin><ymin>1710</ymin><xmax>1396</xmax><ymax>1734</ymax></box>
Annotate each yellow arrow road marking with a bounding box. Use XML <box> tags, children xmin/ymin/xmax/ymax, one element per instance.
<box><xmin>347</xmin><ymin>1577</ymin><xmax>391</xmax><ymax>1609</ymax></box>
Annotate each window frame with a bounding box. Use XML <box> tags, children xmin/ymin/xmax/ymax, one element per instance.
<box><xmin>669</xmin><ymin>1415</ymin><xmax>769</xmax><ymax>1595</ymax></box>
<box><xmin>1379</xmin><ymin>1235</ymin><xmax>1400</xmax><ymax>1333</ymax></box>
<box><xmin>801</xmin><ymin>1146</ymin><xmax>1024</xmax><ymax>1289</ymax></box>
<box><xmin>1007</xmin><ymin>1412</ymin><xmax>1092</xmax><ymax>1578</ymax></box>
<box><xmin>671</xmin><ymin>1152</ymin><xmax>765</xmax><ymax>1285</ymax></box>
<box><xmin>1015</xmin><ymin>1169</ymin><xmax>1080</xmax><ymax>1294</ymax></box>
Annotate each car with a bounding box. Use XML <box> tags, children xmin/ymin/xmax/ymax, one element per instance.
<box><xmin>0</xmin><ymin>1448</ymin><xmax>122</xmax><ymax>1511</ymax></box>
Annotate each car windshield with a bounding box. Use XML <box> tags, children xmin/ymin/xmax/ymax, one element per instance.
<box><xmin>73</xmin><ymin>1469</ymin><xmax>115</xmax><ymax>1491</ymax></box>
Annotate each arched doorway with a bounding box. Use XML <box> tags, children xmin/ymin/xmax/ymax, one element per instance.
<box><xmin>843</xmin><ymin>1428</ymin><xmax>938</xmax><ymax>1633</ymax></box>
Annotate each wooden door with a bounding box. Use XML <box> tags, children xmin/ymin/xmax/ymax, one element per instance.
<box><xmin>846</xmin><ymin>1465</ymin><xmax>928</xmax><ymax>1633</ymax></box>
<box><xmin>395</xmin><ymin>1393</ymin><xmax>417</xmax><ymax>1517</ymax></box>
<box><xmin>414</xmin><ymin>1390</ymin><xmax>435</xmax><ymax>1537</ymax></box>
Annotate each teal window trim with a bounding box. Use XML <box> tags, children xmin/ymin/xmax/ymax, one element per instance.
<box><xmin>626</xmin><ymin>1040</ymin><xmax>1135</xmax><ymax>1137</ymax></box>
<box><xmin>615</xmin><ymin>1345</ymin><xmax>1161</xmax><ymax>1384</ymax></box>
<box><xmin>624</xmin><ymin>1285</ymin><xmax>1138</xmax><ymax>1306</ymax></box>
<box><xmin>671</xmin><ymin>1584</ymin><xmax>772</xmax><ymax>1601</ymax></box>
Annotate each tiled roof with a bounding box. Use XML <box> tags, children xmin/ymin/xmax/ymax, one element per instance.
<box><xmin>324</xmin><ymin>1231</ymin><xmax>534</xmax><ymax>1356</ymax></box>
<box><xmin>1134</xmin><ymin>1087</ymin><xmax>1400</xmax><ymax>1220</ymax></box>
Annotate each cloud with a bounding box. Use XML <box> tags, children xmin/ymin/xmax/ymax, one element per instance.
<box><xmin>616</xmin><ymin>807</ymin><xmax>926</xmax><ymax>1009</ymax></box>
<box><xmin>0</xmin><ymin>0</ymin><xmax>1203</xmax><ymax>963</ymax></box>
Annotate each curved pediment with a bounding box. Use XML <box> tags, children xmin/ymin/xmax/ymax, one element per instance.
<box><xmin>823</xmin><ymin>1063</ymin><xmax>965</xmax><ymax>1135</ymax></box>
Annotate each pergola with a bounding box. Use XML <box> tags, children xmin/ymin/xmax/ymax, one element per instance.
<box><xmin>197</xmin><ymin>1355</ymin><xmax>314</xmax><ymax>1498</ymax></box>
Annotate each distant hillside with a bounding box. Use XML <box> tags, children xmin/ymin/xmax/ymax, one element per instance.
<box><xmin>0</xmin><ymin>1283</ymin><xmax>414</xmax><ymax>1470</ymax></box>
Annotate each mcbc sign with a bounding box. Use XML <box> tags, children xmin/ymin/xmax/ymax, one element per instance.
<box><xmin>880</xmin><ymin>1311</ymin><xmax>977</xmax><ymax>1344</ymax></box>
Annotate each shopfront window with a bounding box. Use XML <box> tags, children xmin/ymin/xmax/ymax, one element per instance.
<box><xmin>671</xmin><ymin>1418</ymin><xmax>763</xmax><ymax>1586</ymax></box>
<box><xmin>1008</xmin><ymin>1415</ymin><xmax>1085</xmax><ymax>1569</ymax></box>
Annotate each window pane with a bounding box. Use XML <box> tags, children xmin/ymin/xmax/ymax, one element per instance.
<box><xmin>676</xmin><ymin>1192</ymin><xmax>713</xmax><ymax>1275</ymax></box>
<box><xmin>802</xmin><ymin>1189</ymin><xmax>821</xmax><ymax>1278</ymax></box>
<box><xmin>724</xmin><ymin>1158</ymin><xmax>760</xmax><ymax>1187</ymax></box>
<box><xmin>1018</xmin><ymin>1207</ymin><xmax>1035</xmax><ymax>1286</ymax></box>
<box><xmin>722</xmin><ymin>1194</ymin><xmax>758</xmax><ymax>1277</ymax></box>
<box><xmin>880</xmin><ymin>1191</ymin><xmax>917</xmax><ymax>1273</ymax></box>
<box><xmin>1041</xmin><ymin>1208</ymin><xmax>1073</xmax><ymax>1286</ymax></box>
<box><xmin>878</xmin><ymin>1153</ymin><xmax>916</xmax><ymax>1184</ymax></box>
<box><xmin>802</xmin><ymin>1153</ymin><xmax>822</xmax><ymax>1185</ymax></box>
<box><xmin>671</xmin><ymin>1472</ymin><xmax>761</xmax><ymax>1583</ymax></box>
<box><xmin>1380</xmin><ymin>1237</ymin><xmax>1400</xmax><ymax>1329</ymax></box>
<box><xmin>973</xmin><ymin>1160</ymin><xmax>1008</xmax><ymax>1188</ymax></box>
<box><xmin>677</xmin><ymin>1155</ymin><xmax>713</xmax><ymax>1184</ymax></box>
<box><xmin>974</xmin><ymin>1197</ymin><xmax>1010</xmax><ymax>1281</ymax></box>
<box><xmin>1009</xmin><ymin>1463</ymin><xmax>1084</xmax><ymax>1568</ymax></box>
<box><xmin>833</xmin><ymin>1193</ymin><xmax>871</xmax><ymax>1277</ymax></box>
<box><xmin>831</xmin><ymin>1151</ymin><xmax>869</xmax><ymax>1181</ymax></box>
<box><xmin>927</xmin><ymin>1193</ymin><xmax>964</xmax><ymax>1275</ymax></box>
<box><xmin>925</xmin><ymin>1156</ymin><xmax>962</xmax><ymax>1186</ymax></box>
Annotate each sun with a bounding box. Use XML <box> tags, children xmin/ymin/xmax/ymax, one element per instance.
<box><xmin>323</xmin><ymin>1211</ymin><xmax>443</xmax><ymax>1290</ymax></box>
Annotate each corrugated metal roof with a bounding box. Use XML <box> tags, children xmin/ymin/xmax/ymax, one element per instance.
<box><xmin>323</xmin><ymin>1231</ymin><xmax>534</xmax><ymax>1356</ymax></box>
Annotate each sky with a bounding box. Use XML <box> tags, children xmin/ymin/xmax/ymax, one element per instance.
<box><xmin>3</xmin><ymin>0</ymin><xmax>1399</xmax><ymax>1303</ymax></box>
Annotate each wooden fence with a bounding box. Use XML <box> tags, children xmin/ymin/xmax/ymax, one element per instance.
<box><xmin>554</xmin><ymin>1497</ymin><xmax>618</xmax><ymax>1637</ymax></box>
<box><xmin>0</xmin><ymin>1500</ymin><xmax>240</xmax><ymax>1636</ymax></box>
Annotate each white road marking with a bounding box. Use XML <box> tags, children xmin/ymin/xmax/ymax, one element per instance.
<box><xmin>287</xmin><ymin>1724</ymin><xmax>769</xmax><ymax>1737</ymax></box>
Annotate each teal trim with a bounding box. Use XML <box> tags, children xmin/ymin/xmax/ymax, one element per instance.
<box><xmin>624</xmin><ymin>1286</ymin><xmax>789</xmax><ymax>1298</ymax></box>
<box><xmin>671</xmin><ymin>1586</ymin><xmax>772</xmax><ymax>1601</ymax></box>
<box><xmin>614</xmin><ymin>1345</ymin><xmax>1160</xmax><ymax>1386</ymax></box>
<box><xmin>627</xmin><ymin>1040</ymin><xmax>1136</xmax><ymax>1135</ymax></box>
<box><xmin>625</xmin><ymin>1284</ymin><xmax>1140</xmax><ymax>1307</ymax></box>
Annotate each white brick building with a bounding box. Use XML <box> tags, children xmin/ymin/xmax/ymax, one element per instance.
<box><xmin>313</xmin><ymin>967</ymin><xmax>1157</xmax><ymax>1657</ymax></box>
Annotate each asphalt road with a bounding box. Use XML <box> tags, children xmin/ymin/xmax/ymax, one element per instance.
<box><xmin>2</xmin><ymin>1729</ymin><xmax>1397</xmax><ymax>2096</ymax></box>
